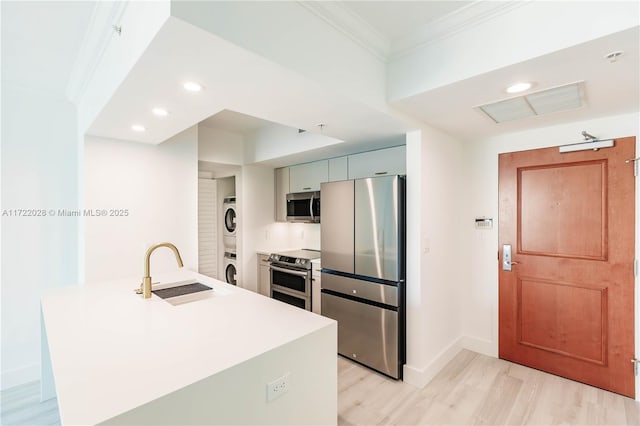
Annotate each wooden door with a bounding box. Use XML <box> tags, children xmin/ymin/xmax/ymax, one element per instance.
<box><xmin>498</xmin><ymin>136</ymin><xmax>636</xmax><ymax>398</ymax></box>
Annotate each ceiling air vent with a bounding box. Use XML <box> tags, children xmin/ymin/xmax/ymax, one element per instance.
<box><xmin>477</xmin><ymin>81</ymin><xmax>585</xmax><ymax>123</ymax></box>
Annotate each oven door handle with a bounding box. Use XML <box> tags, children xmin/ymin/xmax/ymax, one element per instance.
<box><xmin>269</xmin><ymin>264</ymin><xmax>309</xmax><ymax>277</ymax></box>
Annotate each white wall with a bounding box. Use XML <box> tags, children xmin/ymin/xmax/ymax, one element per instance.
<box><xmin>462</xmin><ymin>111</ymin><xmax>640</xmax><ymax>358</ymax></box>
<box><xmin>197</xmin><ymin>125</ymin><xmax>243</xmax><ymax>282</ymax></box>
<box><xmin>236</xmin><ymin>163</ymin><xmax>322</xmax><ymax>292</ymax></box>
<box><xmin>403</xmin><ymin>127</ymin><xmax>467</xmax><ymax>387</ymax></box>
<box><xmin>78</xmin><ymin>1</ymin><xmax>170</xmax><ymax>133</ymax></box>
<box><xmin>238</xmin><ymin>165</ymin><xmax>278</xmax><ymax>292</ymax></box>
<box><xmin>171</xmin><ymin>0</ymin><xmax>387</xmax><ymax>111</ymax></box>
<box><xmin>254</xmin><ymin>222</ymin><xmax>321</xmax><ymax>255</ymax></box>
<box><xmin>198</xmin><ymin>124</ymin><xmax>325</xmax><ymax>291</ymax></box>
<box><xmin>284</xmin><ymin>223</ymin><xmax>321</xmax><ymax>251</ymax></box>
<box><xmin>245</xmin><ymin>124</ymin><xmax>344</xmax><ymax>164</ymax></box>
<box><xmin>217</xmin><ymin>176</ymin><xmax>237</xmax><ymax>281</ymax></box>
<box><xmin>198</xmin><ymin>125</ymin><xmax>245</xmax><ymax>165</ymax></box>
<box><xmin>1</xmin><ymin>86</ymin><xmax>79</xmax><ymax>389</ymax></box>
<box><xmin>84</xmin><ymin>126</ymin><xmax>198</xmax><ymax>283</ymax></box>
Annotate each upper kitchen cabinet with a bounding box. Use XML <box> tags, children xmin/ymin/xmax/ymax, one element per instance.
<box><xmin>347</xmin><ymin>146</ymin><xmax>406</xmax><ymax>179</ymax></box>
<box><xmin>275</xmin><ymin>167</ymin><xmax>289</xmax><ymax>222</ymax></box>
<box><xmin>328</xmin><ymin>157</ymin><xmax>348</xmax><ymax>182</ymax></box>
<box><xmin>289</xmin><ymin>160</ymin><xmax>328</xmax><ymax>192</ymax></box>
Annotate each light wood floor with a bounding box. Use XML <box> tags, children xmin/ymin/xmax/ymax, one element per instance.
<box><xmin>2</xmin><ymin>350</ymin><xmax>639</xmax><ymax>425</ymax></box>
<box><xmin>339</xmin><ymin>349</ymin><xmax>640</xmax><ymax>425</ymax></box>
<box><xmin>0</xmin><ymin>381</ymin><xmax>60</xmax><ymax>426</ymax></box>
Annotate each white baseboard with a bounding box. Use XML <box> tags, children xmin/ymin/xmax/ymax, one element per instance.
<box><xmin>403</xmin><ymin>337</ymin><xmax>464</xmax><ymax>388</ymax></box>
<box><xmin>460</xmin><ymin>335</ymin><xmax>497</xmax><ymax>358</ymax></box>
<box><xmin>1</xmin><ymin>363</ymin><xmax>40</xmax><ymax>390</ymax></box>
<box><xmin>402</xmin><ymin>335</ymin><xmax>499</xmax><ymax>389</ymax></box>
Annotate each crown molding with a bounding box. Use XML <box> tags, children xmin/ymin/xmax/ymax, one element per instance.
<box><xmin>390</xmin><ymin>0</ymin><xmax>531</xmax><ymax>59</ymax></box>
<box><xmin>300</xmin><ymin>1</ymin><xmax>530</xmax><ymax>62</ymax></box>
<box><xmin>65</xmin><ymin>1</ymin><xmax>128</xmax><ymax>104</ymax></box>
<box><xmin>297</xmin><ymin>1</ymin><xmax>390</xmax><ymax>62</ymax></box>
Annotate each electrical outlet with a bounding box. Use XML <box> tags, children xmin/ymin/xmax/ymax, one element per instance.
<box><xmin>266</xmin><ymin>372</ymin><xmax>290</xmax><ymax>402</ymax></box>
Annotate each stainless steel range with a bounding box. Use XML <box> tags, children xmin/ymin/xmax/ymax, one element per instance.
<box><xmin>269</xmin><ymin>249</ymin><xmax>321</xmax><ymax>311</ymax></box>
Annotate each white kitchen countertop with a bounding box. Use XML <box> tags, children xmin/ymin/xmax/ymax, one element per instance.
<box><xmin>41</xmin><ymin>269</ymin><xmax>335</xmax><ymax>425</ymax></box>
<box><xmin>255</xmin><ymin>248</ymin><xmax>294</xmax><ymax>256</ymax></box>
<box><xmin>256</xmin><ymin>249</ymin><xmax>276</xmax><ymax>256</ymax></box>
<box><xmin>256</xmin><ymin>248</ymin><xmax>321</xmax><ymax>257</ymax></box>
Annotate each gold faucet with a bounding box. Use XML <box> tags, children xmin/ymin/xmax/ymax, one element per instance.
<box><xmin>138</xmin><ymin>242</ymin><xmax>184</xmax><ymax>298</ymax></box>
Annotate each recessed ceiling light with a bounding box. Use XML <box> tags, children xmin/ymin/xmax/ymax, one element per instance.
<box><xmin>183</xmin><ymin>81</ymin><xmax>202</xmax><ymax>92</ymax></box>
<box><xmin>152</xmin><ymin>108</ymin><xmax>169</xmax><ymax>116</ymax></box>
<box><xmin>131</xmin><ymin>124</ymin><xmax>146</xmax><ymax>132</ymax></box>
<box><xmin>506</xmin><ymin>82</ymin><xmax>533</xmax><ymax>94</ymax></box>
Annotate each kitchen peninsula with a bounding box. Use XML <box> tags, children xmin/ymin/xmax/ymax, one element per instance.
<box><xmin>40</xmin><ymin>270</ymin><xmax>337</xmax><ymax>425</ymax></box>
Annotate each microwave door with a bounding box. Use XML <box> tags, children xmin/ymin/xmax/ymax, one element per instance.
<box><xmin>286</xmin><ymin>191</ymin><xmax>321</xmax><ymax>223</ymax></box>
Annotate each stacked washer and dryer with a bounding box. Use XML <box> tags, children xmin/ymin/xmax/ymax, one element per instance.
<box><xmin>222</xmin><ymin>197</ymin><xmax>237</xmax><ymax>285</ymax></box>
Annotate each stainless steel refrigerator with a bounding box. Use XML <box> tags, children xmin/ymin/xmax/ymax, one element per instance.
<box><xmin>320</xmin><ymin>175</ymin><xmax>405</xmax><ymax>379</ymax></box>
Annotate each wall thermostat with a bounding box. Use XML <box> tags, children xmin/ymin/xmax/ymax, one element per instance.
<box><xmin>475</xmin><ymin>218</ymin><xmax>493</xmax><ymax>230</ymax></box>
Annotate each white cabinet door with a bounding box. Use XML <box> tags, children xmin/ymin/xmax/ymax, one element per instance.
<box><xmin>274</xmin><ymin>167</ymin><xmax>289</xmax><ymax>222</ymax></box>
<box><xmin>328</xmin><ymin>157</ymin><xmax>348</xmax><ymax>182</ymax></box>
<box><xmin>289</xmin><ymin>160</ymin><xmax>328</xmax><ymax>192</ymax></box>
<box><xmin>347</xmin><ymin>146</ymin><xmax>406</xmax><ymax>179</ymax></box>
<box><xmin>257</xmin><ymin>254</ymin><xmax>271</xmax><ymax>297</ymax></box>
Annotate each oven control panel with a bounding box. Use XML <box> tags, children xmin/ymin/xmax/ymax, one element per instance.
<box><xmin>268</xmin><ymin>254</ymin><xmax>311</xmax><ymax>269</ymax></box>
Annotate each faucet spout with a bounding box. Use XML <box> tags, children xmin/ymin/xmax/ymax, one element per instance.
<box><xmin>141</xmin><ymin>242</ymin><xmax>184</xmax><ymax>299</ymax></box>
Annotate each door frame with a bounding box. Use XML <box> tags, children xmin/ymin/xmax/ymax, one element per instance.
<box><xmin>490</xmin><ymin>136</ymin><xmax>639</xmax><ymax>400</ymax></box>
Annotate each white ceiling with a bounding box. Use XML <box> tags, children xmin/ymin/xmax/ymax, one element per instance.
<box><xmin>199</xmin><ymin>110</ymin><xmax>278</xmax><ymax>135</ymax></box>
<box><xmin>1</xmin><ymin>1</ymin><xmax>96</xmax><ymax>98</ymax></box>
<box><xmin>393</xmin><ymin>26</ymin><xmax>639</xmax><ymax>141</ymax></box>
<box><xmin>339</xmin><ymin>0</ymin><xmax>472</xmax><ymax>41</ymax></box>
<box><xmin>86</xmin><ymin>16</ymin><xmax>411</xmax><ymax>147</ymax></box>
<box><xmin>183</xmin><ymin>2</ymin><xmax>639</xmax><ymax>145</ymax></box>
<box><xmin>4</xmin><ymin>1</ymin><xmax>638</xmax><ymax>159</ymax></box>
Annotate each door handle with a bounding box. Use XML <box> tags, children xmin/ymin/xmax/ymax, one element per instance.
<box><xmin>502</xmin><ymin>244</ymin><xmax>520</xmax><ymax>271</ymax></box>
<box><xmin>309</xmin><ymin>193</ymin><xmax>315</xmax><ymax>222</ymax></box>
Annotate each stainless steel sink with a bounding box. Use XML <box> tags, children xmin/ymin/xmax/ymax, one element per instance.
<box><xmin>152</xmin><ymin>280</ymin><xmax>229</xmax><ymax>306</ymax></box>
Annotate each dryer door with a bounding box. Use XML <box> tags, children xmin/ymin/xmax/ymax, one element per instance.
<box><xmin>224</xmin><ymin>206</ymin><xmax>237</xmax><ymax>234</ymax></box>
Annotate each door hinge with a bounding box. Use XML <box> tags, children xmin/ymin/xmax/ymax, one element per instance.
<box><xmin>635</xmin><ymin>259</ymin><xmax>638</xmax><ymax>277</ymax></box>
<box><xmin>632</xmin><ymin>358</ymin><xmax>639</xmax><ymax>376</ymax></box>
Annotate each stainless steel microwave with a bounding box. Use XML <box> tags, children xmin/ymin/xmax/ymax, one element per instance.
<box><xmin>286</xmin><ymin>191</ymin><xmax>320</xmax><ymax>223</ymax></box>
